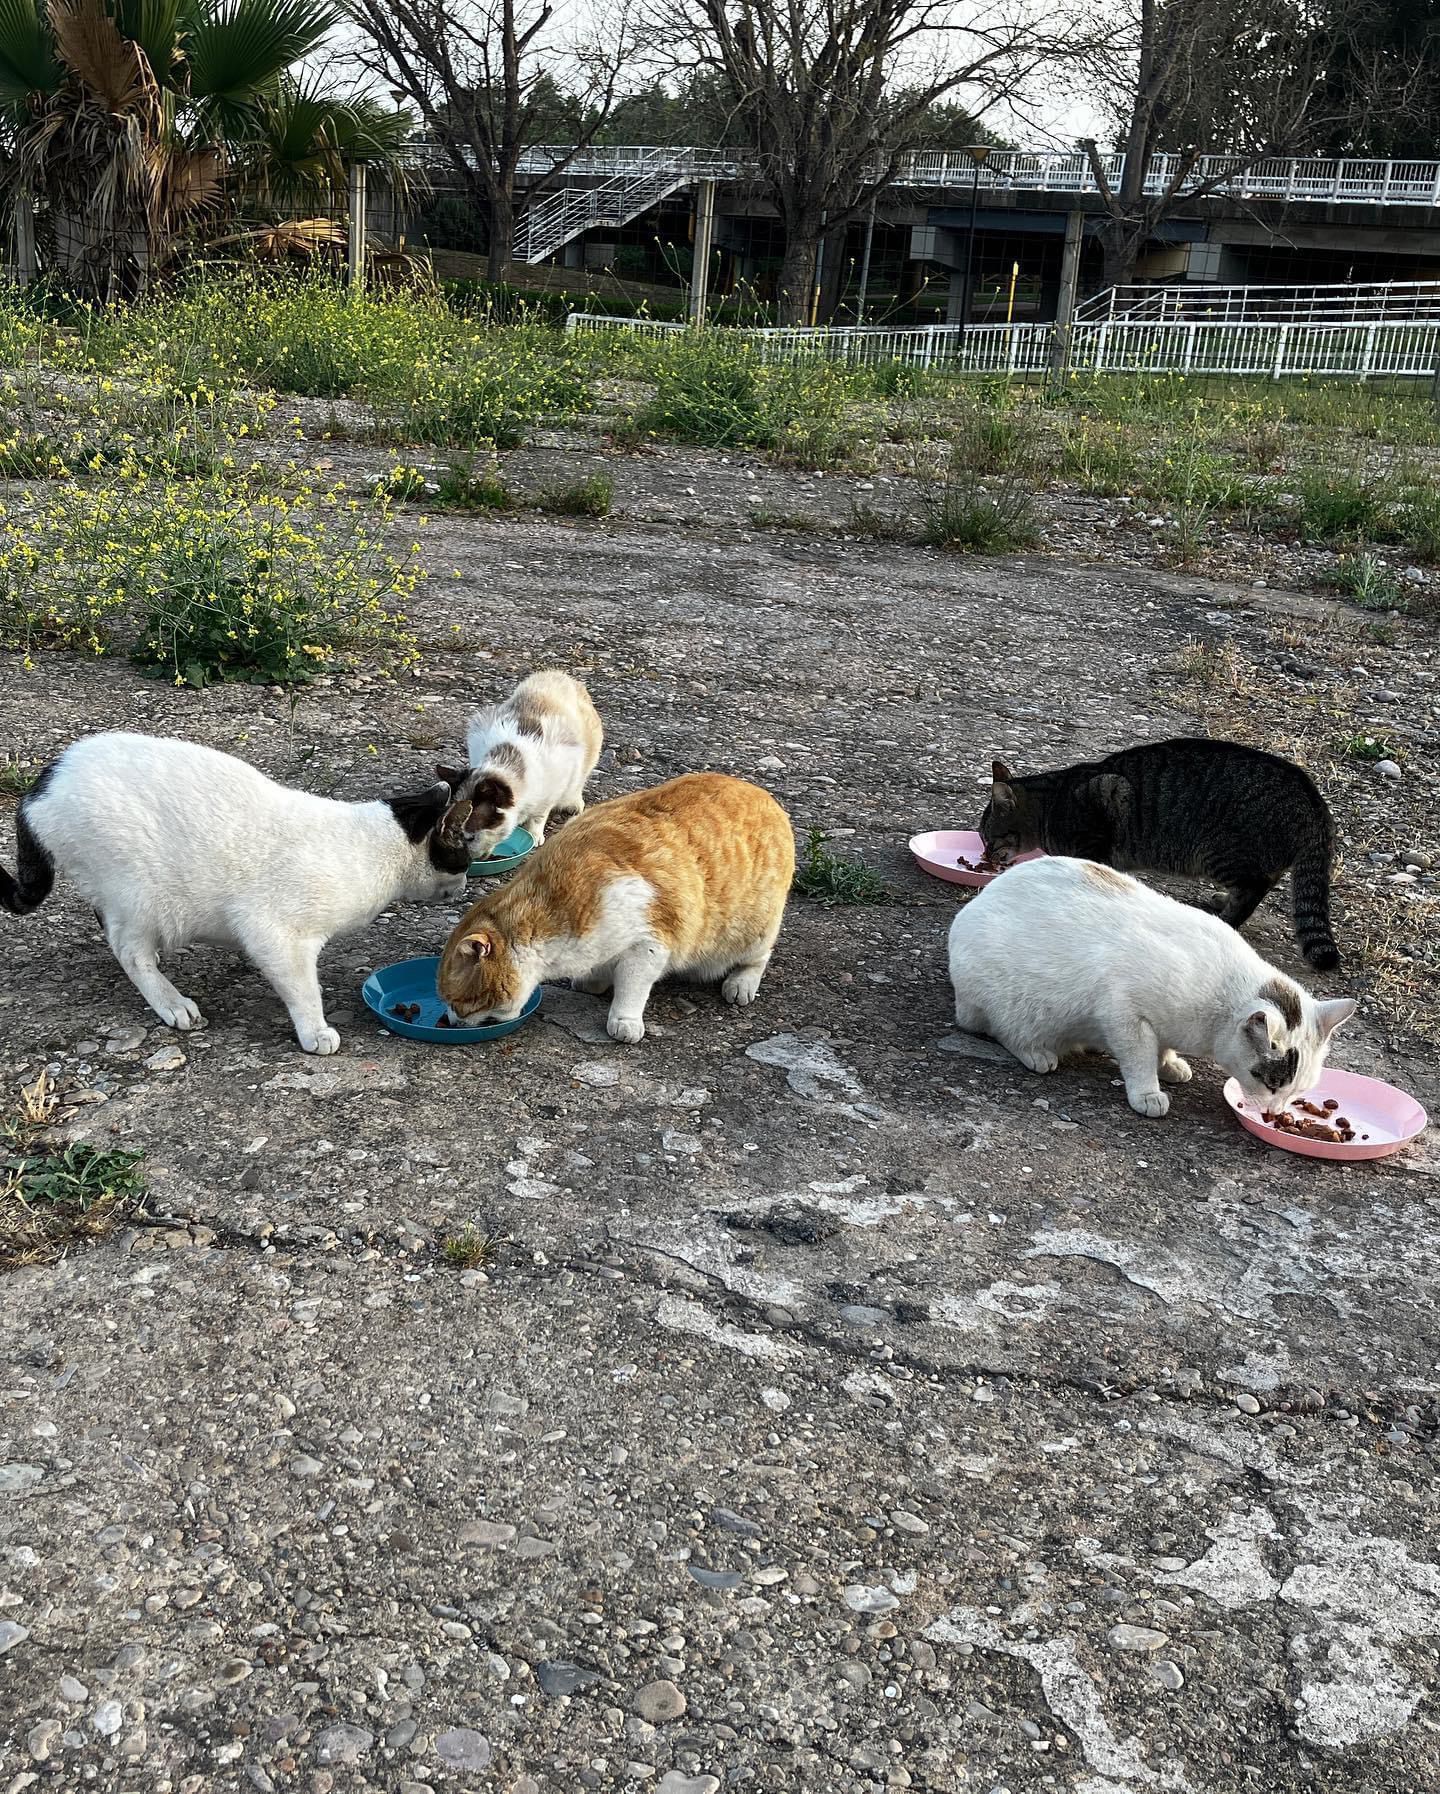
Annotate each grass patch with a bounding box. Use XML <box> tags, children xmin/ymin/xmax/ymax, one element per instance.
<box><xmin>1294</xmin><ymin>467</ymin><xmax>1397</xmax><ymax>545</ymax></box>
<box><xmin>1339</xmin><ymin>731</ymin><xmax>1390</xmax><ymax>762</ymax></box>
<box><xmin>1</xmin><ymin>1072</ymin><xmax>147</xmax><ymax>1269</ymax></box>
<box><xmin>0</xmin><ymin>759</ymin><xmax>37</xmax><ymax>797</ymax></box>
<box><xmin>534</xmin><ymin>472</ymin><xmax>613</xmax><ymax>517</ymax></box>
<box><xmin>793</xmin><ymin>828</ymin><xmax>889</xmax><ymax>906</ymax></box>
<box><xmin>751</xmin><ymin>503</ymin><xmax>830</xmax><ymax>532</ymax></box>
<box><xmin>436</xmin><ymin>457</ymin><xmax>518</xmax><ymax>510</ymax></box>
<box><xmin>442</xmin><ymin>1224</ymin><xmax>505</xmax><ymax>1269</ymax></box>
<box><xmin>849</xmin><ymin>500</ymin><xmax>919</xmax><ymax>543</ymax></box>
<box><xmin>1327</xmin><ymin>553</ymin><xmax>1404</xmax><ymax>611</ymax></box>
<box><xmin>1174</xmin><ymin>639</ymin><xmax>1245</xmax><ymax>688</ymax></box>
<box><xmin>918</xmin><ymin>477</ymin><xmax>1039</xmax><ymax>553</ymax></box>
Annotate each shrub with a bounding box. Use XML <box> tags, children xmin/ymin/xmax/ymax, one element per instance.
<box><xmin>0</xmin><ymin>463</ymin><xmax>421</xmax><ymax>684</ymax></box>
<box><xmin>1328</xmin><ymin>553</ymin><xmax>1403</xmax><ymax>610</ymax></box>
<box><xmin>534</xmin><ymin>472</ymin><xmax>613</xmax><ymax>517</ymax></box>
<box><xmin>381</xmin><ymin>327</ymin><xmax>590</xmax><ymax>447</ymax></box>
<box><xmin>633</xmin><ymin>333</ymin><xmax>861</xmax><ymax>458</ymax></box>
<box><xmin>918</xmin><ymin>474</ymin><xmax>1039</xmax><ymax>552</ymax></box>
<box><xmin>436</xmin><ymin>456</ymin><xmax>517</xmax><ymax>509</ymax></box>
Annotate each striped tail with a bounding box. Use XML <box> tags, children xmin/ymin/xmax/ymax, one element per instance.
<box><xmin>1292</xmin><ymin>842</ymin><xmax>1338</xmax><ymax>971</ymax></box>
<box><xmin>0</xmin><ymin>790</ymin><xmax>55</xmax><ymax>916</ymax></box>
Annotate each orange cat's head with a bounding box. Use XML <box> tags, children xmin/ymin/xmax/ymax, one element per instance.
<box><xmin>437</xmin><ymin>919</ymin><xmax>526</xmax><ymax>1022</ymax></box>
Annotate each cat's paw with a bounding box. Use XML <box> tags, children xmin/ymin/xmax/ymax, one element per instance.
<box><xmin>722</xmin><ymin>967</ymin><xmax>764</xmax><ymax>1007</ymax></box>
<box><xmin>160</xmin><ymin>997</ymin><xmax>205</xmax><ymax>1032</ymax></box>
<box><xmin>1160</xmin><ymin>1052</ymin><xmax>1193</xmax><ymax>1084</ymax></box>
<box><xmin>1013</xmin><ymin>1045</ymin><xmax>1059</xmax><ymax>1074</ymax></box>
<box><xmin>607</xmin><ymin>1014</ymin><xmax>645</xmax><ymax>1044</ymax></box>
<box><xmin>299</xmin><ymin>1025</ymin><xmax>341</xmax><ymax>1056</ymax></box>
<box><xmin>1128</xmin><ymin>1087</ymin><xmax>1170</xmax><ymax>1118</ymax></box>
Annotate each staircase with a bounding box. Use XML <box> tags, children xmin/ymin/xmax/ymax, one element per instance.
<box><xmin>514</xmin><ymin>158</ymin><xmax>694</xmax><ymax>265</ymax></box>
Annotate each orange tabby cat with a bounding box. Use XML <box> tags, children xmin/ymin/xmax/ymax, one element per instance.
<box><xmin>438</xmin><ymin>773</ymin><xmax>794</xmax><ymax>1042</ymax></box>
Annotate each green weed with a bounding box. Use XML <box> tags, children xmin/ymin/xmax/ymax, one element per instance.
<box><xmin>793</xmin><ymin>829</ymin><xmax>889</xmax><ymax>906</ymax></box>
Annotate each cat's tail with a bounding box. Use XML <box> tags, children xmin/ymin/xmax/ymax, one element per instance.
<box><xmin>0</xmin><ymin>774</ymin><xmax>56</xmax><ymax>916</ymax></box>
<box><xmin>1292</xmin><ymin>839</ymin><xmax>1339</xmax><ymax>971</ymax></box>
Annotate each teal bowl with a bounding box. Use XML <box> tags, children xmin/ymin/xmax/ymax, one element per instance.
<box><xmin>469</xmin><ymin>826</ymin><xmax>535</xmax><ymax>878</ymax></box>
<box><xmin>362</xmin><ymin>955</ymin><xmax>542</xmax><ymax>1044</ymax></box>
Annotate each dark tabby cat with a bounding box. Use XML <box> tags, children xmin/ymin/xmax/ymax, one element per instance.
<box><xmin>978</xmin><ymin>737</ymin><xmax>1339</xmax><ymax>970</ymax></box>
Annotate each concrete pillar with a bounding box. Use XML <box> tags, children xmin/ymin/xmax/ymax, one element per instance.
<box><xmin>12</xmin><ymin>194</ymin><xmax>36</xmax><ymax>287</ymax></box>
<box><xmin>347</xmin><ymin>162</ymin><xmax>367</xmax><ymax>293</ymax></box>
<box><xmin>945</xmin><ymin>267</ymin><xmax>967</xmax><ymax>325</ymax></box>
<box><xmin>689</xmin><ymin>179</ymin><xmax>716</xmax><ymax>327</ymax></box>
<box><xmin>1048</xmin><ymin>209</ymin><xmax>1084</xmax><ymax>382</ymax></box>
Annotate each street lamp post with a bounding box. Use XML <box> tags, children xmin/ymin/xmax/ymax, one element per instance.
<box><xmin>958</xmin><ymin>144</ymin><xmax>992</xmax><ymax>341</ymax></box>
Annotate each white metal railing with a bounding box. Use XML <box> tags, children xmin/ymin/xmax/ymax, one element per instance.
<box><xmin>566</xmin><ymin>312</ymin><xmax>1440</xmax><ymax>379</ymax></box>
<box><xmin>500</xmin><ymin>144</ymin><xmax>1440</xmax><ymax>209</ymax></box>
<box><xmin>515</xmin><ymin>157</ymin><xmax>693</xmax><ymax>263</ymax></box>
<box><xmin>1077</xmin><ymin>278</ymin><xmax>1440</xmax><ymax>324</ymax></box>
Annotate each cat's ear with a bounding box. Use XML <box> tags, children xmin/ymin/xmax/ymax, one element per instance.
<box><xmin>1244</xmin><ymin>1010</ymin><xmax>1273</xmax><ymax>1050</ymax></box>
<box><xmin>435</xmin><ymin>762</ymin><xmax>470</xmax><ymax>791</ymax></box>
<box><xmin>388</xmin><ymin>781</ymin><xmax>452</xmax><ymax>844</ymax></box>
<box><xmin>990</xmin><ymin>759</ymin><xmax>1016</xmax><ymax>804</ymax></box>
<box><xmin>437</xmin><ymin>797</ymin><xmax>474</xmax><ymax>843</ymax></box>
<box><xmin>457</xmin><ymin>929</ymin><xmax>495</xmax><ymax>961</ymax></box>
<box><xmin>1315</xmin><ymin>996</ymin><xmax>1357</xmax><ymax>1041</ymax></box>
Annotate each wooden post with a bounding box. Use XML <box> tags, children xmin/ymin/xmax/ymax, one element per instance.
<box><xmin>12</xmin><ymin>194</ymin><xmax>36</xmax><ymax>288</ymax></box>
<box><xmin>1047</xmin><ymin>209</ymin><xmax>1083</xmax><ymax>384</ymax></box>
<box><xmin>347</xmin><ymin>161</ymin><xmax>367</xmax><ymax>293</ymax></box>
<box><xmin>688</xmin><ymin>179</ymin><xmax>715</xmax><ymax>327</ymax></box>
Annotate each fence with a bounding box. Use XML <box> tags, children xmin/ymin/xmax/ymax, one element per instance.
<box><xmin>566</xmin><ymin>312</ymin><xmax>1440</xmax><ymax>380</ymax></box>
<box><xmin>1077</xmin><ymin>279</ymin><xmax>1440</xmax><ymax>324</ymax></box>
<box><xmin>493</xmin><ymin>144</ymin><xmax>1440</xmax><ymax>210</ymax></box>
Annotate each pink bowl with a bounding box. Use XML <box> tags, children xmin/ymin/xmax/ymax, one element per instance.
<box><xmin>1223</xmin><ymin>1066</ymin><xmax>1427</xmax><ymax>1163</ymax></box>
<box><xmin>909</xmin><ymin>828</ymin><xmax>1043</xmax><ymax>890</ymax></box>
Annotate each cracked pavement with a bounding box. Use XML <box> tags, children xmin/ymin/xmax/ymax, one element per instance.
<box><xmin>2</xmin><ymin>512</ymin><xmax>1439</xmax><ymax>1793</ymax></box>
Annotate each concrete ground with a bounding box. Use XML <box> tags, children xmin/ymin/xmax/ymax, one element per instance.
<box><xmin>2</xmin><ymin>508</ymin><xmax>1439</xmax><ymax>1794</ymax></box>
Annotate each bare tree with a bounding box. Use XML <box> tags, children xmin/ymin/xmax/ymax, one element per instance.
<box><xmin>1080</xmin><ymin>0</ymin><xmax>1413</xmax><ymax>291</ymax></box>
<box><xmin>347</xmin><ymin>0</ymin><xmax>636</xmax><ymax>280</ymax></box>
<box><xmin>655</xmin><ymin>0</ymin><xmax>1097</xmax><ymax>324</ymax></box>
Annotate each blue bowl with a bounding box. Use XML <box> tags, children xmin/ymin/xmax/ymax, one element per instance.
<box><xmin>362</xmin><ymin>955</ymin><xmax>543</xmax><ymax>1043</ymax></box>
<box><xmin>469</xmin><ymin>826</ymin><xmax>535</xmax><ymax>878</ymax></box>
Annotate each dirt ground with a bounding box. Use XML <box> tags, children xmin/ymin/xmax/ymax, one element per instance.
<box><xmin>2</xmin><ymin>461</ymin><xmax>1439</xmax><ymax>1794</ymax></box>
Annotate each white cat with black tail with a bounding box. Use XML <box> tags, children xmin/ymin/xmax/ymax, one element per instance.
<box><xmin>0</xmin><ymin>732</ymin><xmax>474</xmax><ymax>1054</ymax></box>
<box><xmin>949</xmin><ymin>856</ymin><xmax>1355</xmax><ymax>1118</ymax></box>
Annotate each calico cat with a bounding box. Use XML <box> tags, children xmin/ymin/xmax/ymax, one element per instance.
<box><xmin>439</xmin><ymin>772</ymin><xmax>794</xmax><ymax>1042</ymax></box>
<box><xmin>439</xmin><ymin>669</ymin><xmax>603</xmax><ymax>857</ymax></box>
<box><xmin>949</xmin><ymin>856</ymin><xmax>1355</xmax><ymax>1118</ymax></box>
<box><xmin>979</xmin><ymin>737</ymin><xmax>1339</xmax><ymax>969</ymax></box>
<box><xmin>1</xmin><ymin>732</ymin><xmax>473</xmax><ymax>1053</ymax></box>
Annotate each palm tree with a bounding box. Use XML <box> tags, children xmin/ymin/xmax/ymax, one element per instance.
<box><xmin>0</xmin><ymin>0</ymin><xmax>407</xmax><ymax>294</ymax></box>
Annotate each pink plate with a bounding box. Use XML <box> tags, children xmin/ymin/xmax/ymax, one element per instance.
<box><xmin>1223</xmin><ymin>1066</ymin><xmax>1427</xmax><ymax>1163</ymax></box>
<box><xmin>908</xmin><ymin>828</ymin><xmax>1043</xmax><ymax>890</ymax></box>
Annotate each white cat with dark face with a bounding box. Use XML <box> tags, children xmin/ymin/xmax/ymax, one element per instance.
<box><xmin>441</xmin><ymin>669</ymin><xmax>603</xmax><ymax>857</ymax></box>
<box><xmin>1</xmin><ymin>732</ymin><xmax>472</xmax><ymax>1053</ymax></box>
<box><xmin>948</xmin><ymin>856</ymin><xmax>1355</xmax><ymax>1117</ymax></box>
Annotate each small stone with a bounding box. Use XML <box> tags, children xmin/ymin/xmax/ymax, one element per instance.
<box><xmin>218</xmin><ymin>1660</ymin><xmax>253</xmax><ymax>1685</ymax></box>
<box><xmin>661</xmin><ymin>1130</ymin><xmax>701</xmax><ymax>1154</ymax></box>
<box><xmin>1375</xmin><ymin>759</ymin><xmax>1402</xmax><ymax>780</ymax></box>
<box><xmin>755</xmin><ymin>756</ymin><xmax>785</xmax><ymax>772</ymax></box>
<box><xmin>1402</xmin><ymin>848</ymin><xmax>1433</xmax><ymax>870</ymax></box>
<box><xmin>58</xmin><ymin>1677</ymin><xmax>87</xmax><ymax>1703</ymax></box>
<box><xmin>1152</xmin><ymin>1659</ymin><xmax>1185</xmax><ymax>1691</ymax></box>
<box><xmin>633</xmin><ymin>1679</ymin><xmax>686</xmax><ymax>1724</ymax></box>
<box><xmin>0</xmin><ymin>1620</ymin><xmax>30</xmax><ymax>1653</ymax></box>
<box><xmin>752</xmin><ymin>1566</ymin><xmax>788</xmax><ymax>1586</ymax></box>
<box><xmin>104</xmin><ymin>1027</ymin><xmax>147</xmax><ymax>1054</ymax></box>
<box><xmin>687</xmin><ymin>1566</ymin><xmax>742</xmax><ymax>1590</ymax></box>
<box><xmin>1234</xmin><ymin>1393</ymin><xmax>1261</xmax><ymax>1415</ymax></box>
<box><xmin>458</xmin><ymin>1520</ymin><xmax>516</xmax><ymax>1547</ymax></box>
<box><xmin>434</xmin><ymin>1728</ymin><xmax>492</xmax><ymax>1772</ymax></box>
<box><xmin>1107</xmin><ymin>1624</ymin><xmax>1168</xmax><ymax>1652</ymax></box>
<box><xmin>572</xmin><ymin>1062</ymin><xmax>620</xmax><ymax>1087</ymax></box>
<box><xmin>91</xmin><ymin>1700</ymin><xmax>123</xmax><ymax>1738</ymax></box>
<box><xmin>760</xmin><ymin>1387</ymin><xmax>790</xmax><ymax>1413</ymax></box>
<box><xmin>289</xmin><ymin>1455</ymin><xmax>323</xmax><ymax>1479</ymax></box>
<box><xmin>143</xmin><ymin>1046</ymin><xmax>185</xmax><ymax>1072</ymax></box>
<box><xmin>537</xmin><ymin>1661</ymin><xmax>600</xmax><ymax>1698</ymax></box>
<box><xmin>844</xmin><ymin>1584</ymin><xmax>899</xmax><ymax>1613</ymax></box>
<box><xmin>315</xmin><ymin>1723</ymin><xmax>374</xmax><ymax>1765</ymax></box>
<box><xmin>890</xmin><ymin>1510</ymin><xmax>929</xmax><ymax>1535</ymax></box>
<box><xmin>656</xmin><ymin>1776</ymin><xmax>720</xmax><ymax>1794</ymax></box>
<box><xmin>28</xmin><ymin>1721</ymin><xmax>62</xmax><ymax>1761</ymax></box>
